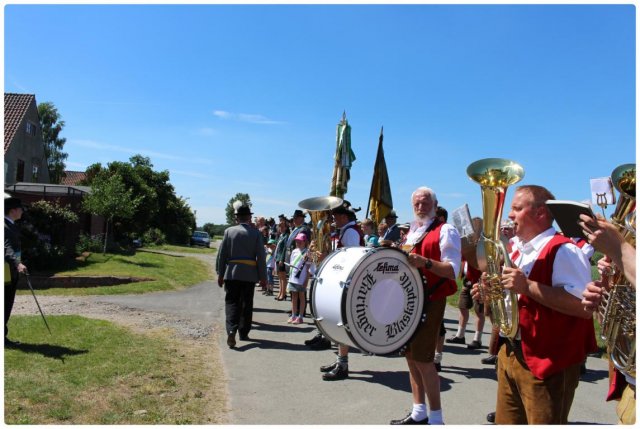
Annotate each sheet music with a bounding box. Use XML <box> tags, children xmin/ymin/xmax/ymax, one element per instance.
<box><xmin>451</xmin><ymin>203</ymin><xmax>475</xmax><ymax>238</ymax></box>
<box><xmin>590</xmin><ymin>177</ymin><xmax>616</xmax><ymax>208</ymax></box>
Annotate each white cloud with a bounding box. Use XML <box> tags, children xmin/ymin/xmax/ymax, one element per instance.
<box><xmin>212</xmin><ymin>109</ymin><xmax>284</xmax><ymax>125</ymax></box>
<box><xmin>69</xmin><ymin>139</ymin><xmax>214</xmax><ymax>165</ymax></box>
<box><xmin>196</xmin><ymin>127</ymin><xmax>217</xmax><ymax>136</ymax></box>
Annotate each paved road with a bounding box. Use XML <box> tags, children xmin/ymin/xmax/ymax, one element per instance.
<box><xmin>94</xmin><ymin>247</ymin><xmax>617</xmax><ymax>425</ymax></box>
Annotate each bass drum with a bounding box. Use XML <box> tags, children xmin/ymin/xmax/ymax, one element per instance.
<box><xmin>310</xmin><ymin>246</ymin><xmax>426</xmax><ymax>355</ymax></box>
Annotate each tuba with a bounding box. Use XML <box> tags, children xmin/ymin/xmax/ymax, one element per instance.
<box><xmin>298</xmin><ymin>196</ymin><xmax>344</xmax><ymax>263</ymax></box>
<box><xmin>467</xmin><ymin>158</ymin><xmax>524</xmax><ymax>339</ymax></box>
<box><xmin>598</xmin><ymin>163</ymin><xmax>636</xmax><ymax>379</ymax></box>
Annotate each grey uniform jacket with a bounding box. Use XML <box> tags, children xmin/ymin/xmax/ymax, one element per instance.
<box><xmin>217</xmin><ymin>223</ymin><xmax>267</xmax><ymax>283</ymax></box>
<box><xmin>4</xmin><ymin>218</ymin><xmax>22</xmax><ymax>281</ymax></box>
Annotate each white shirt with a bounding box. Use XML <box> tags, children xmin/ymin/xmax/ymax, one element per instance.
<box><xmin>406</xmin><ymin>218</ymin><xmax>462</xmax><ymax>277</ymax></box>
<box><xmin>288</xmin><ymin>248</ymin><xmax>310</xmax><ymax>286</ymax></box>
<box><xmin>339</xmin><ymin>221</ymin><xmax>361</xmax><ymax>247</ymax></box>
<box><xmin>511</xmin><ymin>227</ymin><xmax>591</xmax><ymax>300</ymax></box>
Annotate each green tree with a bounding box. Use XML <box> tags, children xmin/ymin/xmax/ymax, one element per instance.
<box><xmin>225</xmin><ymin>193</ymin><xmax>252</xmax><ymax>225</ymax></box>
<box><xmin>38</xmin><ymin>102</ymin><xmax>68</xmax><ymax>184</ymax></box>
<box><xmin>82</xmin><ymin>172</ymin><xmax>141</xmax><ymax>254</ymax></box>
<box><xmin>82</xmin><ymin>155</ymin><xmax>195</xmax><ymax>245</ymax></box>
<box><xmin>201</xmin><ymin>222</ymin><xmax>227</xmax><ymax>237</ymax></box>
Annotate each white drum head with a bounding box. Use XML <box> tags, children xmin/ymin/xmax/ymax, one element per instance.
<box><xmin>342</xmin><ymin>247</ymin><xmax>425</xmax><ymax>355</ymax></box>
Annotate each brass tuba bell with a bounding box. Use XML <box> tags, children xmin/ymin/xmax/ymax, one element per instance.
<box><xmin>467</xmin><ymin>158</ymin><xmax>524</xmax><ymax>339</ymax></box>
<box><xmin>298</xmin><ymin>196</ymin><xmax>344</xmax><ymax>262</ymax></box>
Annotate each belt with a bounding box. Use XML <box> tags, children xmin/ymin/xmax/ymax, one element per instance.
<box><xmin>229</xmin><ymin>259</ymin><xmax>257</xmax><ymax>266</ymax></box>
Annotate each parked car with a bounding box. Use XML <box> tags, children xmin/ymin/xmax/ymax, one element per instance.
<box><xmin>190</xmin><ymin>231</ymin><xmax>211</xmax><ymax>247</ymax></box>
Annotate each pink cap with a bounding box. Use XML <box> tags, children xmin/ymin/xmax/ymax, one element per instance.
<box><xmin>294</xmin><ymin>233</ymin><xmax>308</xmax><ymax>241</ymax></box>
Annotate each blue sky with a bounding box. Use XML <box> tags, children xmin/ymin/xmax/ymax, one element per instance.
<box><xmin>4</xmin><ymin>3</ymin><xmax>636</xmax><ymax>226</ymax></box>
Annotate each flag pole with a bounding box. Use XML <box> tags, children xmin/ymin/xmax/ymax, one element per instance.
<box><xmin>365</xmin><ymin>126</ymin><xmax>384</xmax><ymax>220</ymax></box>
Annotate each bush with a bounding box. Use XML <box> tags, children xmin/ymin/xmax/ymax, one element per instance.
<box><xmin>142</xmin><ymin>228</ymin><xmax>166</xmax><ymax>246</ymax></box>
<box><xmin>20</xmin><ymin>200</ymin><xmax>79</xmax><ymax>271</ymax></box>
<box><xmin>76</xmin><ymin>233</ymin><xmax>104</xmax><ymax>254</ymax></box>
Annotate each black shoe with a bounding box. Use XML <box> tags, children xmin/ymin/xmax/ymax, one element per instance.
<box><xmin>239</xmin><ymin>334</ymin><xmax>250</xmax><ymax>341</ymax></box>
<box><xmin>467</xmin><ymin>340</ymin><xmax>482</xmax><ymax>349</ymax></box>
<box><xmin>580</xmin><ymin>362</ymin><xmax>587</xmax><ymax>375</ymax></box>
<box><xmin>486</xmin><ymin>412</ymin><xmax>495</xmax><ymax>423</ymax></box>
<box><xmin>481</xmin><ymin>355</ymin><xmax>497</xmax><ymax>365</ymax></box>
<box><xmin>435</xmin><ymin>362</ymin><xmax>442</xmax><ymax>372</ymax></box>
<box><xmin>310</xmin><ymin>337</ymin><xmax>332</xmax><ymax>350</ymax></box>
<box><xmin>227</xmin><ymin>333</ymin><xmax>236</xmax><ymax>348</ymax></box>
<box><xmin>305</xmin><ymin>333</ymin><xmax>323</xmax><ymax>346</ymax></box>
<box><xmin>390</xmin><ymin>414</ymin><xmax>429</xmax><ymax>425</ymax></box>
<box><xmin>445</xmin><ymin>335</ymin><xmax>465</xmax><ymax>344</ymax></box>
<box><xmin>322</xmin><ymin>364</ymin><xmax>348</xmax><ymax>381</ymax></box>
<box><xmin>320</xmin><ymin>361</ymin><xmax>338</xmax><ymax>373</ymax></box>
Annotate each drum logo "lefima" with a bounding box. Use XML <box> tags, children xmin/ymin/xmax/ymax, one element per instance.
<box><xmin>373</xmin><ymin>262</ymin><xmax>399</xmax><ymax>273</ymax></box>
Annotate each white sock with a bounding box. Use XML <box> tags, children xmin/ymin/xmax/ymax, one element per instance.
<box><xmin>429</xmin><ymin>408</ymin><xmax>444</xmax><ymax>424</ymax></box>
<box><xmin>474</xmin><ymin>331</ymin><xmax>483</xmax><ymax>342</ymax></box>
<box><xmin>434</xmin><ymin>352</ymin><xmax>443</xmax><ymax>364</ymax></box>
<box><xmin>455</xmin><ymin>326</ymin><xmax>465</xmax><ymax>338</ymax></box>
<box><xmin>411</xmin><ymin>403</ymin><xmax>427</xmax><ymax>421</ymax></box>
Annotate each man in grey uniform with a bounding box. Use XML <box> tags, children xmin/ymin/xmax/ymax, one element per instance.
<box><xmin>217</xmin><ymin>203</ymin><xmax>267</xmax><ymax>348</ymax></box>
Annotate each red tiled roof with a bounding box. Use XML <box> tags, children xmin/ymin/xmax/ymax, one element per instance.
<box><xmin>61</xmin><ymin>171</ymin><xmax>87</xmax><ymax>186</ymax></box>
<box><xmin>4</xmin><ymin>93</ymin><xmax>36</xmax><ymax>154</ymax></box>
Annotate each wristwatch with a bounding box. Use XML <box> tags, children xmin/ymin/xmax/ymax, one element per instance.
<box><xmin>424</xmin><ymin>258</ymin><xmax>433</xmax><ymax>270</ymax></box>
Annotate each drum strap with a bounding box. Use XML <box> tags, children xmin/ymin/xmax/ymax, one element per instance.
<box><xmin>425</xmin><ymin>278</ymin><xmax>447</xmax><ymax>299</ymax></box>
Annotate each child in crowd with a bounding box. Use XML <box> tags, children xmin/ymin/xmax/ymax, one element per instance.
<box><xmin>361</xmin><ymin>218</ymin><xmax>379</xmax><ymax>247</ymax></box>
<box><xmin>287</xmin><ymin>233</ymin><xmax>311</xmax><ymax>324</ymax></box>
<box><xmin>264</xmin><ymin>238</ymin><xmax>277</xmax><ymax>296</ymax></box>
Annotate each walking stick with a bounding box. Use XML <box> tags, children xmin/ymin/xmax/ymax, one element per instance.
<box><xmin>22</xmin><ymin>271</ymin><xmax>52</xmax><ymax>334</ymax></box>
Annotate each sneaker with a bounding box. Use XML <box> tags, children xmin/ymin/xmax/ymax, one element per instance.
<box><xmin>292</xmin><ymin>316</ymin><xmax>303</xmax><ymax>325</ymax></box>
<box><xmin>322</xmin><ymin>364</ymin><xmax>348</xmax><ymax>381</ymax></box>
<box><xmin>287</xmin><ymin>315</ymin><xmax>296</xmax><ymax>323</ymax></box>
<box><xmin>446</xmin><ymin>335</ymin><xmax>465</xmax><ymax>345</ymax></box>
<box><xmin>467</xmin><ymin>340</ymin><xmax>482</xmax><ymax>349</ymax></box>
<box><xmin>481</xmin><ymin>355</ymin><xmax>498</xmax><ymax>365</ymax></box>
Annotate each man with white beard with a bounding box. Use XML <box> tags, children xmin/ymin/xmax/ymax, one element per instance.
<box><xmin>390</xmin><ymin>187</ymin><xmax>461</xmax><ymax>425</ymax></box>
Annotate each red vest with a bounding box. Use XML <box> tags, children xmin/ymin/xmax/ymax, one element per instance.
<box><xmin>515</xmin><ymin>234</ymin><xmax>597</xmax><ymax>379</ymax></box>
<box><xmin>463</xmin><ymin>259</ymin><xmax>482</xmax><ymax>284</ymax></box>
<box><xmin>411</xmin><ymin>222</ymin><xmax>457</xmax><ymax>302</ymax></box>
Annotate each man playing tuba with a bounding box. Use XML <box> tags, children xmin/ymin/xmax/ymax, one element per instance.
<box><xmin>474</xmin><ymin>185</ymin><xmax>597</xmax><ymax>424</ymax></box>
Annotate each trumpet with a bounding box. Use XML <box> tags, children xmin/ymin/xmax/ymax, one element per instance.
<box><xmin>467</xmin><ymin>158</ymin><xmax>524</xmax><ymax>339</ymax></box>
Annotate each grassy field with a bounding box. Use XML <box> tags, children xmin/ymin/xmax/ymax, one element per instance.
<box><xmin>22</xmin><ymin>250</ymin><xmax>213</xmax><ymax>296</ymax></box>
<box><xmin>4</xmin><ymin>315</ymin><xmax>226</xmax><ymax>424</ymax></box>
<box><xmin>144</xmin><ymin>244</ymin><xmax>216</xmax><ymax>254</ymax></box>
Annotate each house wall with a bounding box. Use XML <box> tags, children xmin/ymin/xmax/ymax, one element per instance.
<box><xmin>4</xmin><ymin>98</ymin><xmax>50</xmax><ymax>185</ymax></box>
